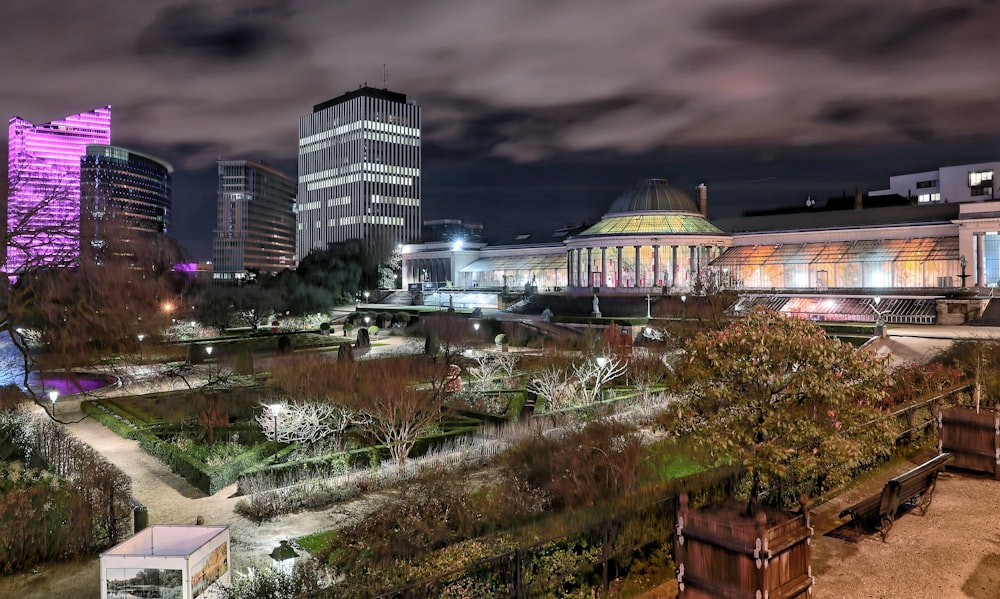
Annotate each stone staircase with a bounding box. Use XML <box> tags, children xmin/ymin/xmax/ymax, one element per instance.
<box><xmin>969</xmin><ymin>298</ymin><xmax>1000</xmax><ymax>326</ymax></box>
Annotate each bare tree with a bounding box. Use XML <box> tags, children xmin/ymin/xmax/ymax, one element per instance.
<box><xmin>255</xmin><ymin>399</ymin><xmax>370</xmax><ymax>449</ymax></box>
<box><xmin>572</xmin><ymin>353</ymin><xmax>627</xmax><ymax>404</ymax></box>
<box><xmin>1</xmin><ymin>175</ymin><xmax>180</xmax><ymax>419</ymax></box>
<box><xmin>337</xmin><ymin>359</ymin><xmax>451</xmax><ymax>466</ymax></box>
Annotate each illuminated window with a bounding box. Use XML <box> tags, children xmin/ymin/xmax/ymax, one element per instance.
<box><xmin>969</xmin><ymin>170</ymin><xmax>994</xmax><ymax>196</ymax></box>
<box><xmin>917</xmin><ymin>193</ymin><xmax>941</xmax><ymax>203</ymax></box>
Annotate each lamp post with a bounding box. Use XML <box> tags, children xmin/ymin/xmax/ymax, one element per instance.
<box><xmin>645</xmin><ymin>294</ymin><xmax>652</xmax><ymax>319</ymax></box>
<box><xmin>48</xmin><ymin>390</ymin><xmax>59</xmax><ymax>416</ymax></box>
<box><xmin>205</xmin><ymin>345</ymin><xmax>214</xmax><ymax>378</ymax></box>
<box><xmin>473</xmin><ymin>322</ymin><xmax>480</xmax><ymax>332</ymax></box>
<box><xmin>364</xmin><ymin>290</ymin><xmax>370</xmax><ymax>304</ymax></box>
<box><xmin>268</xmin><ymin>403</ymin><xmax>283</xmax><ymax>460</ymax></box>
<box><xmin>680</xmin><ymin>294</ymin><xmax>687</xmax><ymax>321</ymax></box>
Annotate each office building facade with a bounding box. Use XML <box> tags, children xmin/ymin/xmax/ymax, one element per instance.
<box><xmin>297</xmin><ymin>87</ymin><xmax>421</xmax><ymax>264</ymax></box>
<box><xmin>6</xmin><ymin>106</ymin><xmax>112</xmax><ymax>271</ymax></box>
<box><xmin>214</xmin><ymin>160</ymin><xmax>297</xmax><ymax>281</ymax></box>
<box><xmin>80</xmin><ymin>145</ymin><xmax>172</xmax><ymax>262</ymax></box>
<box><xmin>870</xmin><ymin>161</ymin><xmax>1000</xmax><ymax>204</ymax></box>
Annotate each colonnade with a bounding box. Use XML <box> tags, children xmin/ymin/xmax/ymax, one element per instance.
<box><xmin>566</xmin><ymin>243</ymin><xmax>725</xmax><ymax>290</ymax></box>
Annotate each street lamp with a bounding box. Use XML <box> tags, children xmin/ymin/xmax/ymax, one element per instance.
<box><xmin>680</xmin><ymin>294</ymin><xmax>687</xmax><ymax>321</ymax></box>
<box><xmin>137</xmin><ymin>333</ymin><xmax>145</xmax><ymax>343</ymax></box>
<box><xmin>48</xmin><ymin>390</ymin><xmax>59</xmax><ymax>416</ymax></box>
<box><xmin>364</xmin><ymin>290</ymin><xmax>370</xmax><ymax>303</ymax></box>
<box><xmin>645</xmin><ymin>294</ymin><xmax>652</xmax><ymax>319</ymax></box>
<box><xmin>473</xmin><ymin>322</ymin><xmax>480</xmax><ymax>332</ymax></box>
<box><xmin>596</xmin><ymin>356</ymin><xmax>608</xmax><ymax>369</ymax></box>
<box><xmin>268</xmin><ymin>403</ymin><xmax>283</xmax><ymax>460</ymax></box>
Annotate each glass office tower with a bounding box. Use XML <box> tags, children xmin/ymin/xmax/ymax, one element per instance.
<box><xmin>80</xmin><ymin>145</ymin><xmax>173</xmax><ymax>263</ymax></box>
<box><xmin>214</xmin><ymin>160</ymin><xmax>297</xmax><ymax>281</ymax></box>
<box><xmin>297</xmin><ymin>87</ymin><xmax>421</xmax><ymax>264</ymax></box>
<box><xmin>6</xmin><ymin>106</ymin><xmax>112</xmax><ymax>272</ymax></box>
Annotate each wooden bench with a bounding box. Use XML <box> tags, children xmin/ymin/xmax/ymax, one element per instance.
<box><xmin>838</xmin><ymin>452</ymin><xmax>953</xmax><ymax>542</ymax></box>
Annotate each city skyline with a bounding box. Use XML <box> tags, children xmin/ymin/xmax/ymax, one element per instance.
<box><xmin>4</xmin><ymin>1</ymin><xmax>1000</xmax><ymax>260</ymax></box>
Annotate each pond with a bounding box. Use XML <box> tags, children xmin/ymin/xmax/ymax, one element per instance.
<box><xmin>26</xmin><ymin>372</ymin><xmax>119</xmax><ymax>395</ymax></box>
<box><xmin>0</xmin><ymin>332</ymin><xmax>118</xmax><ymax>395</ymax></box>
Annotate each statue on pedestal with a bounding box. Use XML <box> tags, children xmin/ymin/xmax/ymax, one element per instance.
<box><xmin>591</xmin><ymin>294</ymin><xmax>601</xmax><ymax>318</ymax></box>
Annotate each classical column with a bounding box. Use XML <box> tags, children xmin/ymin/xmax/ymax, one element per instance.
<box><xmin>576</xmin><ymin>249</ymin><xmax>583</xmax><ymax>287</ymax></box>
<box><xmin>671</xmin><ymin>245</ymin><xmax>679</xmax><ymax>288</ymax></box>
<box><xmin>587</xmin><ymin>248</ymin><xmax>594</xmax><ymax>288</ymax></box>
<box><xmin>616</xmin><ymin>246</ymin><xmax>623</xmax><ymax>288</ymax></box>
<box><xmin>653</xmin><ymin>244</ymin><xmax>660</xmax><ymax>287</ymax></box>
<box><xmin>566</xmin><ymin>251</ymin><xmax>573</xmax><ymax>289</ymax></box>
<box><xmin>977</xmin><ymin>232</ymin><xmax>987</xmax><ymax>288</ymax></box>
<box><xmin>600</xmin><ymin>247</ymin><xmax>607</xmax><ymax>287</ymax></box>
<box><xmin>634</xmin><ymin>246</ymin><xmax>641</xmax><ymax>288</ymax></box>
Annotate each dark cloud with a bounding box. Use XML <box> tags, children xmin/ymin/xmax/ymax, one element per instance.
<box><xmin>816</xmin><ymin>98</ymin><xmax>934</xmax><ymax>142</ymax></box>
<box><xmin>710</xmin><ymin>1</ymin><xmax>977</xmax><ymax>62</ymax></box>
<box><xmin>136</xmin><ymin>0</ymin><xmax>296</xmax><ymax>62</ymax></box>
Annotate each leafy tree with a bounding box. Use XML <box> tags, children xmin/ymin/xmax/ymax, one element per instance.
<box><xmin>673</xmin><ymin>306</ymin><xmax>897</xmax><ymax>515</ymax></box>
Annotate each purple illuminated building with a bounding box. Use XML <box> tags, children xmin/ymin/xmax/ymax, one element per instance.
<box><xmin>6</xmin><ymin>106</ymin><xmax>112</xmax><ymax>272</ymax></box>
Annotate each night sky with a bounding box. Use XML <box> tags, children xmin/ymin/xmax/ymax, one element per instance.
<box><xmin>4</xmin><ymin>0</ymin><xmax>1000</xmax><ymax>260</ymax></box>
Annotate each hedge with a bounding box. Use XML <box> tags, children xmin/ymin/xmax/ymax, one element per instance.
<box><xmin>137</xmin><ymin>431</ymin><xmax>274</xmax><ymax>495</ymax></box>
<box><xmin>81</xmin><ymin>401</ymin><xmax>141</xmax><ymax>439</ymax></box>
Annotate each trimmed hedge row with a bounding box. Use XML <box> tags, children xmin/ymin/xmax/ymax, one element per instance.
<box><xmin>81</xmin><ymin>401</ymin><xmax>140</xmax><ymax>439</ymax></box>
<box><xmin>238</xmin><ymin>446</ymin><xmax>385</xmax><ymax>495</ymax></box>
<box><xmin>84</xmin><ymin>399</ymin><xmax>273</xmax><ymax>496</ymax></box>
<box><xmin>138</xmin><ymin>432</ymin><xmax>274</xmax><ymax>495</ymax></box>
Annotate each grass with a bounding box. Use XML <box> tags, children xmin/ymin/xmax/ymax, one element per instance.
<box><xmin>296</xmin><ymin>530</ymin><xmax>336</xmax><ymax>554</ymax></box>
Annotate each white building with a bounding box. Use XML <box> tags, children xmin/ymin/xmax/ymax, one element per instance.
<box><xmin>101</xmin><ymin>525</ymin><xmax>230</xmax><ymax>599</ymax></box>
<box><xmin>297</xmin><ymin>86</ymin><xmax>421</xmax><ymax>264</ymax></box>
<box><xmin>870</xmin><ymin>161</ymin><xmax>999</xmax><ymax>204</ymax></box>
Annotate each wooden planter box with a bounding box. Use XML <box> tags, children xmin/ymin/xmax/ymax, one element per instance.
<box><xmin>676</xmin><ymin>495</ymin><xmax>814</xmax><ymax>599</ymax></box>
<box><xmin>938</xmin><ymin>406</ymin><xmax>1000</xmax><ymax>479</ymax></box>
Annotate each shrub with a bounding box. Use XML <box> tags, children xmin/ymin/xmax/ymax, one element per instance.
<box><xmin>368</xmin><ymin>325</ymin><xmax>380</xmax><ymax>338</ymax></box>
<box><xmin>377</xmin><ymin>312</ymin><xmax>392</xmax><ymax>327</ymax></box>
<box><xmin>494</xmin><ymin>334</ymin><xmax>507</xmax><ymax>345</ymax></box>
<box><xmin>320</xmin><ymin>322</ymin><xmax>331</xmax><ymax>334</ymax></box>
<box><xmin>394</xmin><ymin>312</ymin><xmax>412</xmax><ymax>327</ymax></box>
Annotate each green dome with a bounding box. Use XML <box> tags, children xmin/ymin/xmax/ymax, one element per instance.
<box><xmin>606</xmin><ymin>178</ymin><xmax>699</xmax><ymax>214</ymax></box>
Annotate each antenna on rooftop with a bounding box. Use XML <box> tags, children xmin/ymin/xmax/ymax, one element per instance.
<box><xmin>383</xmin><ymin>64</ymin><xmax>388</xmax><ymax>89</ymax></box>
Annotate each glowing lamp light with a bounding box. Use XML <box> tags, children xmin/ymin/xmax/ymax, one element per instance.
<box><xmin>596</xmin><ymin>356</ymin><xmax>608</xmax><ymax>369</ymax></box>
<box><xmin>452</xmin><ymin>239</ymin><xmax>463</xmax><ymax>251</ymax></box>
<box><xmin>473</xmin><ymin>322</ymin><xmax>480</xmax><ymax>331</ymax></box>
<box><xmin>205</xmin><ymin>346</ymin><xmax>213</xmax><ymax>356</ymax></box>
<box><xmin>137</xmin><ymin>333</ymin><xmax>145</xmax><ymax>343</ymax></box>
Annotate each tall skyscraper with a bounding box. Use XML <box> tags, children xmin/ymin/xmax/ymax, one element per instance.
<box><xmin>214</xmin><ymin>160</ymin><xmax>297</xmax><ymax>281</ymax></box>
<box><xmin>297</xmin><ymin>87</ymin><xmax>421</xmax><ymax>264</ymax></box>
<box><xmin>80</xmin><ymin>144</ymin><xmax>173</xmax><ymax>262</ymax></box>
<box><xmin>6</xmin><ymin>106</ymin><xmax>112</xmax><ymax>272</ymax></box>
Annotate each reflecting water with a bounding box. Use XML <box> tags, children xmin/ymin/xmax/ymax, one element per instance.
<box><xmin>0</xmin><ymin>332</ymin><xmax>117</xmax><ymax>394</ymax></box>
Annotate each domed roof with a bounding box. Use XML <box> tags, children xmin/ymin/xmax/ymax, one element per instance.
<box><xmin>606</xmin><ymin>178</ymin><xmax>699</xmax><ymax>215</ymax></box>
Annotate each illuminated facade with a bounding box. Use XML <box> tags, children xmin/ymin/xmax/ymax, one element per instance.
<box><xmin>297</xmin><ymin>87</ymin><xmax>421</xmax><ymax>264</ymax></box>
<box><xmin>400</xmin><ymin>177</ymin><xmax>999</xmax><ymax>301</ymax></box>
<box><xmin>80</xmin><ymin>145</ymin><xmax>172</xmax><ymax>260</ymax></box>
<box><xmin>564</xmin><ymin>180</ymin><xmax>729</xmax><ymax>290</ymax></box>
<box><xmin>870</xmin><ymin>161</ymin><xmax>999</xmax><ymax>204</ymax></box>
<box><xmin>6</xmin><ymin>106</ymin><xmax>112</xmax><ymax>272</ymax></box>
<box><xmin>214</xmin><ymin>160</ymin><xmax>297</xmax><ymax>281</ymax></box>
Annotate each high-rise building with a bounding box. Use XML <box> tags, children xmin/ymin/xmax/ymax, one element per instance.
<box><xmin>80</xmin><ymin>145</ymin><xmax>172</xmax><ymax>262</ymax></box>
<box><xmin>422</xmin><ymin>219</ymin><xmax>485</xmax><ymax>243</ymax></box>
<box><xmin>213</xmin><ymin>160</ymin><xmax>297</xmax><ymax>282</ymax></box>
<box><xmin>6</xmin><ymin>106</ymin><xmax>112</xmax><ymax>272</ymax></box>
<box><xmin>297</xmin><ymin>87</ymin><xmax>421</xmax><ymax>263</ymax></box>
